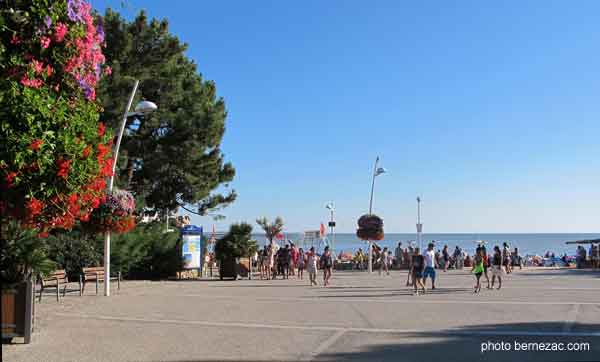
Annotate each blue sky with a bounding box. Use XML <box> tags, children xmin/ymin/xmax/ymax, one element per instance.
<box><xmin>93</xmin><ymin>0</ymin><xmax>600</xmax><ymax>233</ymax></box>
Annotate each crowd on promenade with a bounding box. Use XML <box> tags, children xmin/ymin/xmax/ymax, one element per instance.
<box><xmin>251</xmin><ymin>239</ymin><xmax>525</xmax><ymax>294</ymax></box>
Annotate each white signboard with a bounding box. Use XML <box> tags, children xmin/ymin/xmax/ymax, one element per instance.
<box><xmin>182</xmin><ymin>234</ymin><xmax>202</xmax><ymax>269</ymax></box>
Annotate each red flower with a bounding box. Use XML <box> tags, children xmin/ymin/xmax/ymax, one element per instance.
<box><xmin>27</xmin><ymin>197</ymin><xmax>44</xmax><ymax>217</ymax></box>
<box><xmin>56</xmin><ymin>158</ymin><xmax>71</xmax><ymax>179</ymax></box>
<box><xmin>46</xmin><ymin>64</ymin><xmax>53</xmax><ymax>77</ymax></box>
<box><xmin>101</xmin><ymin>157</ymin><xmax>113</xmax><ymax>177</ymax></box>
<box><xmin>82</xmin><ymin>145</ymin><xmax>92</xmax><ymax>158</ymax></box>
<box><xmin>10</xmin><ymin>35</ymin><xmax>20</xmax><ymax>45</ymax></box>
<box><xmin>37</xmin><ymin>232</ymin><xmax>50</xmax><ymax>238</ymax></box>
<box><xmin>29</xmin><ymin>139</ymin><xmax>43</xmax><ymax>151</ymax></box>
<box><xmin>98</xmin><ymin>122</ymin><xmax>106</xmax><ymax>137</ymax></box>
<box><xmin>5</xmin><ymin>172</ymin><xmax>17</xmax><ymax>187</ymax></box>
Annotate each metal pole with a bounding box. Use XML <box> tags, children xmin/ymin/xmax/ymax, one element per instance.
<box><xmin>368</xmin><ymin>241</ymin><xmax>373</xmax><ymax>273</ymax></box>
<box><xmin>330</xmin><ymin>208</ymin><xmax>335</xmax><ymax>255</ymax></box>
<box><xmin>104</xmin><ymin>79</ymin><xmax>139</xmax><ymax>296</ymax></box>
<box><xmin>368</xmin><ymin>156</ymin><xmax>379</xmax><ymax>274</ymax></box>
<box><xmin>368</xmin><ymin>156</ymin><xmax>379</xmax><ymax>215</ymax></box>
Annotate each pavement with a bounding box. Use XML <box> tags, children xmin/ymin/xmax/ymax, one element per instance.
<box><xmin>3</xmin><ymin>268</ymin><xmax>600</xmax><ymax>362</ymax></box>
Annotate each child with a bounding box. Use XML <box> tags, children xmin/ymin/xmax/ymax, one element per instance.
<box><xmin>410</xmin><ymin>247</ymin><xmax>426</xmax><ymax>295</ymax></box>
<box><xmin>307</xmin><ymin>247</ymin><xmax>318</xmax><ymax>286</ymax></box>
<box><xmin>472</xmin><ymin>247</ymin><xmax>484</xmax><ymax>293</ymax></box>
<box><xmin>491</xmin><ymin>246</ymin><xmax>503</xmax><ymax>290</ymax></box>
<box><xmin>297</xmin><ymin>248</ymin><xmax>305</xmax><ymax>280</ymax></box>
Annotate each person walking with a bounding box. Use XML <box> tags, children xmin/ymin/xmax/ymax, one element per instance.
<box><xmin>380</xmin><ymin>247</ymin><xmax>390</xmax><ymax>276</ymax></box>
<box><xmin>410</xmin><ymin>247</ymin><xmax>426</xmax><ymax>295</ymax></box>
<box><xmin>442</xmin><ymin>245</ymin><xmax>450</xmax><ymax>272</ymax></box>
<box><xmin>453</xmin><ymin>246</ymin><xmax>462</xmax><ymax>270</ymax></box>
<box><xmin>395</xmin><ymin>241</ymin><xmax>403</xmax><ymax>267</ymax></box>
<box><xmin>297</xmin><ymin>248</ymin><xmax>305</xmax><ymax>280</ymax></box>
<box><xmin>472</xmin><ymin>247</ymin><xmax>485</xmax><ymax>293</ymax></box>
<box><xmin>423</xmin><ymin>243</ymin><xmax>437</xmax><ymax>289</ymax></box>
<box><xmin>321</xmin><ymin>246</ymin><xmax>333</xmax><ymax>286</ymax></box>
<box><xmin>502</xmin><ymin>242</ymin><xmax>512</xmax><ymax>274</ymax></box>
<box><xmin>491</xmin><ymin>246</ymin><xmax>503</xmax><ymax>290</ymax></box>
<box><xmin>481</xmin><ymin>245</ymin><xmax>491</xmax><ymax>289</ymax></box>
<box><xmin>307</xmin><ymin>246</ymin><xmax>318</xmax><ymax>286</ymax></box>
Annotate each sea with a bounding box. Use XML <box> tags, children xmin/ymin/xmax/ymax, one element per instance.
<box><xmin>253</xmin><ymin>233</ymin><xmax>600</xmax><ymax>257</ymax></box>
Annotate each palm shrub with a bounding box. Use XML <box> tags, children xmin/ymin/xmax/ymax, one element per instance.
<box><xmin>0</xmin><ymin>221</ymin><xmax>56</xmax><ymax>288</ymax></box>
<box><xmin>215</xmin><ymin>222</ymin><xmax>257</xmax><ymax>261</ymax></box>
<box><xmin>255</xmin><ymin>217</ymin><xmax>284</xmax><ymax>243</ymax></box>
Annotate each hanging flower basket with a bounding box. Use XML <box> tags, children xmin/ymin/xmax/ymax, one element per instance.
<box><xmin>356</xmin><ymin>214</ymin><xmax>384</xmax><ymax>241</ymax></box>
<box><xmin>83</xmin><ymin>189</ymin><xmax>136</xmax><ymax>234</ymax></box>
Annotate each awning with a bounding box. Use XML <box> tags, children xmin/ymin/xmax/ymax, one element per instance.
<box><xmin>565</xmin><ymin>239</ymin><xmax>600</xmax><ymax>245</ymax></box>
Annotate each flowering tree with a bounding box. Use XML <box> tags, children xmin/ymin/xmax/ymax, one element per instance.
<box><xmin>0</xmin><ymin>0</ymin><xmax>113</xmax><ymax>236</ymax></box>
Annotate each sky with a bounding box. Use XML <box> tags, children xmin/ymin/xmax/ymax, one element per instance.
<box><xmin>92</xmin><ymin>0</ymin><xmax>600</xmax><ymax>233</ymax></box>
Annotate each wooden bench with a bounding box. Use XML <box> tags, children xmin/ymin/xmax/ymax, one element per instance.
<box><xmin>38</xmin><ymin>270</ymin><xmax>79</xmax><ymax>302</ymax></box>
<box><xmin>81</xmin><ymin>267</ymin><xmax>121</xmax><ymax>295</ymax></box>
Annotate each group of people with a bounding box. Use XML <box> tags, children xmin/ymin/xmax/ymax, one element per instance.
<box><xmin>350</xmin><ymin>241</ymin><xmax>523</xmax><ymax>273</ymax></box>
<box><xmin>407</xmin><ymin>242</ymin><xmax>515</xmax><ymax>295</ymax></box>
<box><xmin>257</xmin><ymin>242</ymin><xmax>334</xmax><ymax>286</ymax></box>
<box><xmin>575</xmin><ymin>244</ymin><xmax>600</xmax><ymax>269</ymax></box>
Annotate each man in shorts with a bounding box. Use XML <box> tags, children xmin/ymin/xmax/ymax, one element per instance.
<box><xmin>422</xmin><ymin>243</ymin><xmax>437</xmax><ymax>289</ymax></box>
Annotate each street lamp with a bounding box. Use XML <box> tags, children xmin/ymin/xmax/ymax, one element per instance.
<box><xmin>325</xmin><ymin>202</ymin><xmax>335</xmax><ymax>256</ymax></box>
<box><xmin>416</xmin><ymin>196</ymin><xmax>423</xmax><ymax>250</ymax></box>
<box><xmin>104</xmin><ymin>80</ymin><xmax>157</xmax><ymax>296</ymax></box>
<box><xmin>367</xmin><ymin>156</ymin><xmax>386</xmax><ymax>273</ymax></box>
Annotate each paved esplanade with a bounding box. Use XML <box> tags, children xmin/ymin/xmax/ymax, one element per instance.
<box><xmin>4</xmin><ymin>268</ymin><xmax>600</xmax><ymax>361</ymax></box>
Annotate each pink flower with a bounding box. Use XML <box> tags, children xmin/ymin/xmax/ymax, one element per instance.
<box><xmin>31</xmin><ymin>59</ymin><xmax>44</xmax><ymax>74</ymax></box>
<box><xmin>40</xmin><ymin>36</ymin><xmax>51</xmax><ymax>49</ymax></box>
<box><xmin>20</xmin><ymin>76</ymin><xmax>43</xmax><ymax>89</ymax></box>
<box><xmin>46</xmin><ymin>64</ymin><xmax>53</xmax><ymax>77</ymax></box>
<box><xmin>11</xmin><ymin>35</ymin><xmax>20</xmax><ymax>45</ymax></box>
<box><xmin>54</xmin><ymin>23</ymin><xmax>68</xmax><ymax>42</ymax></box>
<box><xmin>104</xmin><ymin>66</ymin><xmax>112</xmax><ymax>76</ymax></box>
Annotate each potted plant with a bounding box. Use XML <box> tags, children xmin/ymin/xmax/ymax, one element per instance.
<box><xmin>83</xmin><ymin>189</ymin><xmax>136</xmax><ymax>234</ymax></box>
<box><xmin>356</xmin><ymin>214</ymin><xmax>384</xmax><ymax>271</ymax></box>
<box><xmin>1</xmin><ymin>222</ymin><xmax>55</xmax><ymax>343</ymax></box>
<box><xmin>215</xmin><ymin>223</ymin><xmax>257</xmax><ymax>280</ymax></box>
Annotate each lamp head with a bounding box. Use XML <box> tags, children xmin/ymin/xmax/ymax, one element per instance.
<box><xmin>325</xmin><ymin>202</ymin><xmax>334</xmax><ymax>211</ymax></box>
<box><xmin>134</xmin><ymin>100</ymin><xmax>158</xmax><ymax>115</ymax></box>
<box><xmin>375</xmin><ymin>167</ymin><xmax>386</xmax><ymax>176</ymax></box>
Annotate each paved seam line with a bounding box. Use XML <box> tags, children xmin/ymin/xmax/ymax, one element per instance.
<box><xmin>53</xmin><ymin>313</ymin><xmax>600</xmax><ymax>337</ymax></box>
<box><xmin>302</xmin><ymin>329</ymin><xmax>346</xmax><ymax>361</ymax></box>
<box><xmin>562</xmin><ymin>303</ymin><xmax>580</xmax><ymax>333</ymax></box>
<box><xmin>127</xmin><ymin>293</ymin><xmax>600</xmax><ymax>306</ymax></box>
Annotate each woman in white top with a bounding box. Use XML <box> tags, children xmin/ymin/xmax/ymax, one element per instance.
<box><xmin>307</xmin><ymin>246</ymin><xmax>318</xmax><ymax>286</ymax></box>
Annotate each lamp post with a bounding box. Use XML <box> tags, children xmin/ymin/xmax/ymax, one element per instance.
<box><xmin>326</xmin><ymin>202</ymin><xmax>335</xmax><ymax>256</ymax></box>
<box><xmin>416</xmin><ymin>196</ymin><xmax>423</xmax><ymax>251</ymax></box>
<box><xmin>367</xmin><ymin>156</ymin><xmax>386</xmax><ymax>274</ymax></box>
<box><xmin>104</xmin><ymin>80</ymin><xmax>157</xmax><ymax>296</ymax></box>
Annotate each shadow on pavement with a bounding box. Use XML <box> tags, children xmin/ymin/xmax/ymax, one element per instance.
<box><xmin>315</xmin><ymin>321</ymin><xmax>600</xmax><ymax>362</ymax></box>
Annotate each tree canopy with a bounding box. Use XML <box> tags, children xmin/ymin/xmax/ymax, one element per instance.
<box><xmin>97</xmin><ymin>9</ymin><xmax>235</xmax><ymax>217</ymax></box>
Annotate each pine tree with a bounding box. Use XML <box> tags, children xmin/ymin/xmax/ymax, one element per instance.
<box><xmin>97</xmin><ymin>10</ymin><xmax>235</xmax><ymax>217</ymax></box>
